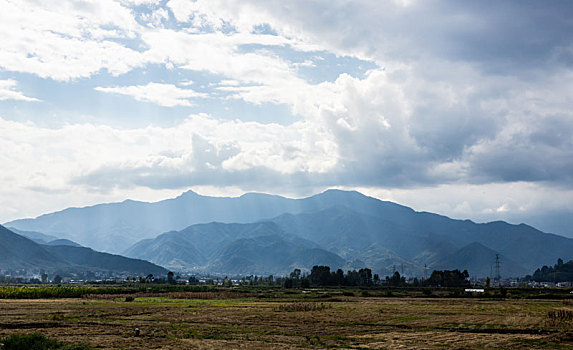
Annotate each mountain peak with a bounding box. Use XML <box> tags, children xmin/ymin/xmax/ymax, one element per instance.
<box><xmin>178</xmin><ymin>189</ymin><xmax>200</xmax><ymax>197</ymax></box>
<box><xmin>320</xmin><ymin>188</ymin><xmax>364</xmax><ymax>196</ymax></box>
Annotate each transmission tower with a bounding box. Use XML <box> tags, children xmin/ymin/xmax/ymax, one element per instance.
<box><xmin>494</xmin><ymin>254</ymin><xmax>501</xmax><ymax>287</ymax></box>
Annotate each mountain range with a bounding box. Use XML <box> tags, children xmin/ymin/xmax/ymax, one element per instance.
<box><xmin>0</xmin><ymin>225</ymin><xmax>166</xmax><ymax>276</ymax></box>
<box><xmin>5</xmin><ymin>189</ymin><xmax>573</xmax><ymax>278</ymax></box>
<box><xmin>6</xmin><ymin>190</ymin><xmax>394</xmax><ymax>253</ymax></box>
<box><xmin>123</xmin><ymin>221</ymin><xmax>345</xmax><ymax>275</ymax></box>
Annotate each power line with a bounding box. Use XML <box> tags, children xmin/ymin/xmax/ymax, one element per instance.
<box><xmin>494</xmin><ymin>254</ymin><xmax>501</xmax><ymax>287</ymax></box>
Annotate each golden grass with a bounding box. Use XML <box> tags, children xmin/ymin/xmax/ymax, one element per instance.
<box><xmin>0</xmin><ymin>295</ymin><xmax>571</xmax><ymax>349</ymax></box>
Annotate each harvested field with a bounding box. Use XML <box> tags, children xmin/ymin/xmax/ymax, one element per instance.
<box><xmin>1</xmin><ymin>293</ymin><xmax>572</xmax><ymax>349</ymax></box>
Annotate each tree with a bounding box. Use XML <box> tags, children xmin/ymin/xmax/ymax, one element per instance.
<box><xmin>373</xmin><ymin>274</ymin><xmax>380</xmax><ymax>285</ymax></box>
<box><xmin>386</xmin><ymin>271</ymin><xmax>406</xmax><ymax>287</ymax></box>
<box><xmin>290</xmin><ymin>269</ymin><xmax>301</xmax><ymax>287</ymax></box>
<box><xmin>335</xmin><ymin>269</ymin><xmax>345</xmax><ymax>285</ymax></box>
<box><xmin>531</xmin><ymin>258</ymin><xmax>573</xmax><ymax>282</ymax></box>
<box><xmin>346</xmin><ymin>270</ymin><xmax>360</xmax><ymax>286</ymax></box>
<box><xmin>167</xmin><ymin>271</ymin><xmax>175</xmax><ymax>284</ymax></box>
<box><xmin>53</xmin><ymin>275</ymin><xmax>62</xmax><ymax>284</ymax></box>
<box><xmin>425</xmin><ymin>270</ymin><xmax>470</xmax><ymax>287</ymax></box>
<box><xmin>310</xmin><ymin>266</ymin><xmax>332</xmax><ymax>286</ymax></box>
<box><xmin>358</xmin><ymin>268</ymin><xmax>373</xmax><ymax>286</ymax></box>
<box><xmin>485</xmin><ymin>276</ymin><xmax>491</xmax><ymax>288</ymax></box>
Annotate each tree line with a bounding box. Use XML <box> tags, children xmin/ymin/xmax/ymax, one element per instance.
<box><xmin>283</xmin><ymin>266</ymin><xmax>379</xmax><ymax>288</ymax></box>
<box><xmin>527</xmin><ymin>258</ymin><xmax>573</xmax><ymax>283</ymax></box>
<box><xmin>281</xmin><ymin>266</ymin><xmax>470</xmax><ymax>288</ymax></box>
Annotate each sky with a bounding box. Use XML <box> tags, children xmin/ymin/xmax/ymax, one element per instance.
<box><xmin>1</xmin><ymin>0</ymin><xmax>573</xmax><ymax>236</ymax></box>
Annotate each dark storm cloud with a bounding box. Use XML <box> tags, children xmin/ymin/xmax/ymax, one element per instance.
<box><xmin>304</xmin><ymin>0</ymin><xmax>573</xmax><ymax>72</ymax></box>
<box><xmin>418</xmin><ymin>1</ymin><xmax>573</xmax><ymax>69</ymax></box>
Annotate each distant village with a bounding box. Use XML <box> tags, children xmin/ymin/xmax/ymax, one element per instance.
<box><xmin>2</xmin><ymin>259</ymin><xmax>573</xmax><ymax>289</ymax></box>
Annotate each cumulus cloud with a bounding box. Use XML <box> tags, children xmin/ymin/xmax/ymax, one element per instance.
<box><xmin>140</xmin><ymin>29</ymin><xmax>298</xmax><ymax>92</ymax></box>
<box><xmin>2</xmin><ymin>0</ymin><xmax>573</xmax><ymax>232</ymax></box>
<box><xmin>191</xmin><ymin>1</ymin><xmax>573</xmax><ymax>72</ymax></box>
<box><xmin>94</xmin><ymin>82</ymin><xmax>208</xmax><ymax>107</ymax></box>
<box><xmin>0</xmin><ymin>114</ymin><xmax>337</xmax><ymax>191</ymax></box>
<box><xmin>0</xmin><ymin>0</ymin><xmax>145</xmax><ymax>80</ymax></box>
<box><xmin>0</xmin><ymin>80</ymin><xmax>39</xmax><ymax>102</ymax></box>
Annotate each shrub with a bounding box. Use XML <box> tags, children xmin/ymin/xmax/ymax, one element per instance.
<box><xmin>0</xmin><ymin>285</ymin><xmax>218</xmax><ymax>300</ymax></box>
<box><xmin>0</xmin><ymin>333</ymin><xmax>92</xmax><ymax>350</ymax></box>
<box><xmin>275</xmin><ymin>302</ymin><xmax>331</xmax><ymax>312</ymax></box>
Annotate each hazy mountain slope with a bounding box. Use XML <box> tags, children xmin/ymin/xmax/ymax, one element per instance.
<box><xmin>506</xmin><ymin>210</ymin><xmax>573</xmax><ymax>239</ymax></box>
<box><xmin>7</xmin><ymin>189</ymin><xmax>573</xmax><ymax>277</ymax></box>
<box><xmin>123</xmin><ymin>235</ymin><xmax>207</xmax><ymax>270</ymax></box>
<box><xmin>6</xmin><ymin>191</ymin><xmax>301</xmax><ymax>252</ymax></box>
<box><xmin>268</xmin><ymin>205</ymin><xmax>573</xmax><ymax>277</ymax></box>
<box><xmin>411</xmin><ymin>234</ymin><xmax>460</xmax><ymax>267</ymax></box>
<box><xmin>124</xmin><ymin>222</ymin><xmax>345</xmax><ymax>273</ymax></box>
<box><xmin>45</xmin><ymin>239</ymin><xmax>82</xmax><ymax>247</ymax></box>
<box><xmin>42</xmin><ymin>245</ymin><xmax>167</xmax><ymax>275</ymax></box>
<box><xmin>0</xmin><ymin>225</ymin><xmax>166</xmax><ymax>275</ymax></box>
<box><xmin>269</xmin><ymin>207</ymin><xmax>461</xmax><ymax>270</ymax></box>
<box><xmin>463</xmin><ymin>221</ymin><xmax>573</xmax><ymax>271</ymax></box>
<box><xmin>355</xmin><ymin>243</ymin><xmax>423</xmax><ymax>277</ymax></box>
<box><xmin>8</xmin><ymin>227</ymin><xmax>59</xmax><ymax>244</ymax></box>
<box><xmin>433</xmin><ymin>242</ymin><xmax>529</xmax><ymax>278</ymax></box>
<box><xmin>4</xmin><ymin>189</ymin><xmax>418</xmax><ymax>253</ymax></box>
<box><xmin>0</xmin><ymin>225</ymin><xmax>65</xmax><ymax>270</ymax></box>
<box><xmin>207</xmin><ymin>235</ymin><xmax>345</xmax><ymax>275</ymax></box>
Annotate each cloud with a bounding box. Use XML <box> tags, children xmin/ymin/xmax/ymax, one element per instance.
<box><xmin>2</xmin><ymin>0</ymin><xmax>573</xmax><ymax>232</ymax></box>
<box><xmin>0</xmin><ymin>79</ymin><xmax>39</xmax><ymax>102</ymax></box>
<box><xmin>0</xmin><ymin>114</ymin><xmax>336</xmax><ymax>191</ymax></box>
<box><xmin>140</xmin><ymin>29</ymin><xmax>298</xmax><ymax>85</ymax></box>
<box><xmin>196</xmin><ymin>1</ymin><xmax>573</xmax><ymax>73</ymax></box>
<box><xmin>0</xmin><ymin>0</ymin><xmax>145</xmax><ymax>80</ymax></box>
<box><xmin>94</xmin><ymin>82</ymin><xmax>208</xmax><ymax>107</ymax></box>
<box><xmin>4</xmin><ymin>61</ymin><xmax>573</xmax><ymax>196</ymax></box>
<box><xmin>153</xmin><ymin>1</ymin><xmax>573</xmax><ymax>191</ymax></box>
<box><xmin>352</xmin><ymin>182</ymin><xmax>573</xmax><ymax>229</ymax></box>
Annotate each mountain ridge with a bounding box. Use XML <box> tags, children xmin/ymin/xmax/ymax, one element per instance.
<box><xmin>124</xmin><ymin>221</ymin><xmax>344</xmax><ymax>274</ymax></box>
<box><xmin>6</xmin><ymin>189</ymin><xmax>573</xmax><ymax>278</ymax></box>
<box><xmin>0</xmin><ymin>225</ymin><xmax>167</xmax><ymax>276</ymax></box>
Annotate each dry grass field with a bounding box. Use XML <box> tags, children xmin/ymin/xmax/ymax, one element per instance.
<box><xmin>1</xmin><ymin>291</ymin><xmax>573</xmax><ymax>349</ymax></box>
